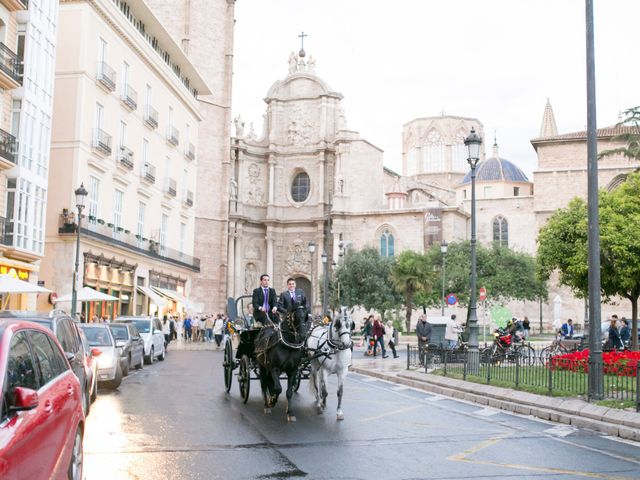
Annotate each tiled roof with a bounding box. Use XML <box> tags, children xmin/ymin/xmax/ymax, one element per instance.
<box><xmin>460</xmin><ymin>157</ymin><xmax>530</xmax><ymax>184</ymax></box>
<box><xmin>532</xmin><ymin>125</ymin><xmax>639</xmax><ymax>142</ymax></box>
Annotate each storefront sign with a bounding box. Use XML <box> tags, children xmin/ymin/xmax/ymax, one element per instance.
<box><xmin>0</xmin><ymin>265</ymin><xmax>29</xmax><ymax>280</ymax></box>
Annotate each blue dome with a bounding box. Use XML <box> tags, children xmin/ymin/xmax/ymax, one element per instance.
<box><xmin>460</xmin><ymin>157</ymin><xmax>529</xmax><ymax>184</ymax></box>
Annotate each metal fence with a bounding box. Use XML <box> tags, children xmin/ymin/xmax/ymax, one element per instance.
<box><xmin>407</xmin><ymin>344</ymin><xmax>640</xmax><ymax>411</ymax></box>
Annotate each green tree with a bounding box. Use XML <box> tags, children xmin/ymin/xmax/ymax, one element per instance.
<box><xmin>598</xmin><ymin>106</ymin><xmax>640</xmax><ymax>161</ymax></box>
<box><xmin>390</xmin><ymin>250</ymin><xmax>433</xmax><ymax>332</ymax></box>
<box><xmin>537</xmin><ymin>174</ymin><xmax>640</xmax><ymax>350</ymax></box>
<box><xmin>333</xmin><ymin>247</ymin><xmax>400</xmax><ymax>320</ymax></box>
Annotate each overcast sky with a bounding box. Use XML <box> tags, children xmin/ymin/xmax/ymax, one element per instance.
<box><xmin>231</xmin><ymin>0</ymin><xmax>640</xmax><ymax>177</ymax></box>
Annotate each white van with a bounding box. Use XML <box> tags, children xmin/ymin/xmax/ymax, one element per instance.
<box><xmin>117</xmin><ymin>316</ymin><xmax>165</xmax><ymax>364</ymax></box>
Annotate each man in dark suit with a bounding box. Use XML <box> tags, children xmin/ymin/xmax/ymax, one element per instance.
<box><xmin>252</xmin><ymin>274</ymin><xmax>278</xmax><ymax>327</ymax></box>
<box><xmin>277</xmin><ymin>277</ymin><xmax>308</xmax><ymax>316</ymax></box>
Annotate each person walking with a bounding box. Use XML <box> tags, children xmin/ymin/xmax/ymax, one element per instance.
<box><xmin>205</xmin><ymin>315</ymin><xmax>214</xmax><ymax>343</ymax></box>
<box><xmin>184</xmin><ymin>316</ymin><xmax>192</xmax><ymax>342</ymax></box>
<box><xmin>361</xmin><ymin>315</ymin><xmax>373</xmax><ymax>356</ymax></box>
<box><xmin>605</xmin><ymin>318</ymin><xmax>624</xmax><ymax>350</ymax></box>
<box><xmin>620</xmin><ymin>318</ymin><xmax>631</xmax><ymax>347</ymax></box>
<box><xmin>415</xmin><ymin>314</ymin><xmax>432</xmax><ymax>365</ymax></box>
<box><xmin>372</xmin><ymin>316</ymin><xmax>388</xmax><ymax>358</ymax></box>
<box><xmin>162</xmin><ymin>315</ymin><xmax>171</xmax><ymax>349</ymax></box>
<box><xmin>213</xmin><ymin>314</ymin><xmax>224</xmax><ymax>348</ymax></box>
<box><xmin>386</xmin><ymin>320</ymin><xmax>399</xmax><ymax>358</ymax></box>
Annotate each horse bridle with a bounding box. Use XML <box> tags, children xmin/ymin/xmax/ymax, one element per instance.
<box><xmin>327</xmin><ymin>319</ymin><xmax>353</xmax><ymax>350</ymax></box>
<box><xmin>276</xmin><ymin>306</ymin><xmax>306</xmax><ymax>350</ymax></box>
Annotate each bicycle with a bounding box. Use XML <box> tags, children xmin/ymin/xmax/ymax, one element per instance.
<box><xmin>539</xmin><ymin>338</ymin><xmax>568</xmax><ymax>365</ymax></box>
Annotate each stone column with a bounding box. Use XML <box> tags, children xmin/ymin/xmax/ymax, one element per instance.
<box><xmin>227</xmin><ymin>222</ymin><xmax>236</xmax><ymax>299</ymax></box>
<box><xmin>234</xmin><ymin>223</ymin><xmax>243</xmax><ymax>300</ymax></box>
<box><xmin>266</xmin><ymin>229</ymin><xmax>275</xmax><ymax>277</ymax></box>
<box><xmin>268</xmin><ymin>156</ymin><xmax>276</xmax><ymax>205</ymax></box>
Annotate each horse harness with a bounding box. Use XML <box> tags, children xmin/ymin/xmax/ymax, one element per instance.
<box><xmin>306</xmin><ymin>320</ymin><xmax>352</xmax><ymax>367</ymax></box>
<box><xmin>254</xmin><ymin>310</ymin><xmax>306</xmax><ymax>368</ymax></box>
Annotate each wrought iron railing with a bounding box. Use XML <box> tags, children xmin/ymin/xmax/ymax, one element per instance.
<box><xmin>141</xmin><ymin>163</ymin><xmax>156</xmax><ymax>184</ymax></box>
<box><xmin>121</xmin><ymin>83</ymin><xmax>137</xmax><ymax>110</ymax></box>
<box><xmin>96</xmin><ymin>61</ymin><xmax>116</xmax><ymax>91</ymax></box>
<box><xmin>0</xmin><ymin>128</ymin><xmax>18</xmax><ymax>164</ymax></box>
<box><xmin>0</xmin><ymin>42</ymin><xmax>21</xmax><ymax>85</ymax></box>
<box><xmin>164</xmin><ymin>178</ymin><xmax>177</xmax><ymax>197</ymax></box>
<box><xmin>183</xmin><ymin>190</ymin><xmax>194</xmax><ymax>207</ymax></box>
<box><xmin>185</xmin><ymin>142</ymin><xmax>195</xmax><ymax>161</ymax></box>
<box><xmin>117</xmin><ymin>145</ymin><xmax>134</xmax><ymax>170</ymax></box>
<box><xmin>408</xmin><ymin>344</ymin><xmax>640</xmax><ymax>410</ymax></box>
<box><xmin>166</xmin><ymin>125</ymin><xmax>179</xmax><ymax>146</ymax></box>
<box><xmin>92</xmin><ymin>128</ymin><xmax>112</xmax><ymax>155</ymax></box>
<box><xmin>144</xmin><ymin>105</ymin><xmax>158</xmax><ymax>129</ymax></box>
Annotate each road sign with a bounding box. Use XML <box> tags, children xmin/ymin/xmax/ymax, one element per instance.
<box><xmin>446</xmin><ymin>293</ymin><xmax>458</xmax><ymax>306</ymax></box>
<box><xmin>479</xmin><ymin>287</ymin><xmax>487</xmax><ymax>302</ymax></box>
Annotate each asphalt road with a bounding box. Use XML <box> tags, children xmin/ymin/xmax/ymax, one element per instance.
<box><xmin>83</xmin><ymin>347</ymin><xmax>640</xmax><ymax>480</ymax></box>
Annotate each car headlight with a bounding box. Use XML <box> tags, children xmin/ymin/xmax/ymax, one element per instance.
<box><xmin>97</xmin><ymin>353</ymin><xmax>115</xmax><ymax>369</ymax></box>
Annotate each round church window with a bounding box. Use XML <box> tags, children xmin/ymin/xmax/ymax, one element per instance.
<box><xmin>291</xmin><ymin>172</ymin><xmax>310</xmax><ymax>202</ymax></box>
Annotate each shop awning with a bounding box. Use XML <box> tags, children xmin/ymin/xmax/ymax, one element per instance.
<box><xmin>151</xmin><ymin>287</ymin><xmax>200</xmax><ymax>313</ymax></box>
<box><xmin>137</xmin><ymin>286</ymin><xmax>168</xmax><ymax>308</ymax></box>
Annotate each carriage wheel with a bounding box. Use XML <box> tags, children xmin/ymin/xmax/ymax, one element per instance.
<box><xmin>239</xmin><ymin>355</ymin><xmax>251</xmax><ymax>404</ymax></box>
<box><xmin>223</xmin><ymin>338</ymin><xmax>233</xmax><ymax>393</ymax></box>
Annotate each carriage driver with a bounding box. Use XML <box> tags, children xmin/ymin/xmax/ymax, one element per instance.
<box><xmin>252</xmin><ymin>274</ymin><xmax>278</xmax><ymax>328</ymax></box>
<box><xmin>277</xmin><ymin>278</ymin><xmax>308</xmax><ymax>316</ymax></box>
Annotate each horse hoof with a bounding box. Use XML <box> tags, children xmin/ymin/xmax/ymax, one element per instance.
<box><xmin>288</xmin><ymin>415</ymin><xmax>297</xmax><ymax>422</ymax></box>
<box><xmin>337</xmin><ymin>412</ymin><xmax>344</xmax><ymax>421</ymax></box>
<box><xmin>264</xmin><ymin>408</ymin><xmax>271</xmax><ymax>414</ymax></box>
<box><xmin>317</xmin><ymin>407</ymin><xmax>324</xmax><ymax>415</ymax></box>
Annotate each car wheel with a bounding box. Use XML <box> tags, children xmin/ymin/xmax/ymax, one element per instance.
<box><xmin>67</xmin><ymin>427</ymin><xmax>83</xmax><ymax>480</ymax></box>
<box><xmin>158</xmin><ymin>345</ymin><xmax>165</xmax><ymax>361</ymax></box>
<box><xmin>105</xmin><ymin>364</ymin><xmax>123</xmax><ymax>390</ymax></box>
<box><xmin>122</xmin><ymin>355</ymin><xmax>130</xmax><ymax>377</ymax></box>
<box><xmin>148</xmin><ymin>346</ymin><xmax>155</xmax><ymax>365</ymax></box>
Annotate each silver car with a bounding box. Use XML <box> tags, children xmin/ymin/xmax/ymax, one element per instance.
<box><xmin>78</xmin><ymin>323</ymin><xmax>122</xmax><ymax>390</ymax></box>
<box><xmin>109</xmin><ymin>322</ymin><xmax>145</xmax><ymax>375</ymax></box>
<box><xmin>117</xmin><ymin>316</ymin><xmax>165</xmax><ymax>364</ymax></box>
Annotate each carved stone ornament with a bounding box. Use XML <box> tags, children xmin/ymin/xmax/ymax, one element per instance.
<box><xmin>244</xmin><ymin>163</ymin><xmax>266</xmax><ymax>205</ymax></box>
<box><xmin>244</xmin><ymin>245</ymin><xmax>260</xmax><ymax>260</ymax></box>
<box><xmin>285</xmin><ymin>235</ymin><xmax>311</xmax><ymax>274</ymax></box>
<box><xmin>287</xmin><ymin>107</ymin><xmax>315</xmax><ymax>147</ymax></box>
<box><xmin>244</xmin><ymin>262</ymin><xmax>258</xmax><ymax>294</ymax></box>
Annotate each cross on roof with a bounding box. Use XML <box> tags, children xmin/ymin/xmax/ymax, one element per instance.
<box><xmin>298</xmin><ymin>31</ymin><xmax>307</xmax><ymax>52</ymax></box>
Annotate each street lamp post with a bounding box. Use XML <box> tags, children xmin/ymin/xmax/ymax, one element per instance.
<box><xmin>321</xmin><ymin>251</ymin><xmax>328</xmax><ymax>315</ymax></box>
<box><xmin>307</xmin><ymin>240</ymin><xmax>316</xmax><ymax>310</ymax></box>
<box><xmin>464</xmin><ymin>128</ymin><xmax>482</xmax><ymax>373</ymax></box>
<box><xmin>71</xmin><ymin>183</ymin><xmax>88</xmax><ymax>320</ymax></box>
<box><xmin>440</xmin><ymin>242</ymin><xmax>448</xmax><ymax>316</ymax></box>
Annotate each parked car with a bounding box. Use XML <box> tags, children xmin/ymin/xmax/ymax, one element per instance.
<box><xmin>0</xmin><ymin>318</ymin><xmax>85</xmax><ymax>480</ymax></box>
<box><xmin>78</xmin><ymin>323</ymin><xmax>122</xmax><ymax>390</ymax></box>
<box><xmin>78</xmin><ymin>328</ymin><xmax>98</xmax><ymax>404</ymax></box>
<box><xmin>117</xmin><ymin>316</ymin><xmax>165</xmax><ymax>364</ymax></box>
<box><xmin>108</xmin><ymin>322</ymin><xmax>144</xmax><ymax>376</ymax></box>
<box><xmin>0</xmin><ymin>311</ymin><xmax>92</xmax><ymax>416</ymax></box>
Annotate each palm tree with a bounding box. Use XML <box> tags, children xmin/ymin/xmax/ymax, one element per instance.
<box><xmin>390</xmin><ymin>250</ymin><xmax>433</xmax><ymax>332</ymax></box>
<box><xmin>598</xmin><ymin>106</ymin><xmax>640</xmax><ymax>161</ymax></box>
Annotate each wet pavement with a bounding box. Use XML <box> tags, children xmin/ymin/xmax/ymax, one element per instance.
<box><xmin>83</xmin><ymin>342</ymin><xmax>640</xmax><ymax>479</ymax></box>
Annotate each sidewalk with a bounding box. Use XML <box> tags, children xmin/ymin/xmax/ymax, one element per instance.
<box><xmin>350</xmin><ymin>350</ymin><xmax>640</xmax><ymax>442</ymax></box>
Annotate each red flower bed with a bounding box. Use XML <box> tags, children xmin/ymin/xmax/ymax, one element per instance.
<box><xmin>549</xmin><ymin>349</ymin><xmax>640</xmax><ymax>377</ymax></box>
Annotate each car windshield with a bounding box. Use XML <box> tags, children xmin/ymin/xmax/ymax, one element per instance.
<box><xmin>130</xmin><ymin>320</ymin><xmax>150</xmax><ymax>334</ymax></box>
<box><xmin>81</xmin><ymin>327</ymin><xmax>113</xmax><ymax>346</ymax></box>
<box><xmin>110</xmin><ymin>325</ymin><xmax>129</xmax><ymax>340</ymax></box>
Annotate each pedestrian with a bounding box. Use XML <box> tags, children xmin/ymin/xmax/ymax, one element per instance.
<box><xmin>619</xmin><ymin>318</ymin><xmax>631</xmax><ymax>347</ymax></box>
<box><xmin>205</xmin><ymin>315</ymin><xmax>214</xmax><ymax>342</ymax></box>
<box><xmin>372</xmin><ymin>315</ymin><xmax>387</xmax><ymax>358</ymax></box>
<box><xmin>184</xmin><ymin>316</ymin><xmax>192</xmax><ymax>342</ymax></box>
<box><xmin>213</xmin><ymin>314</ymin><xmax>224</xmax><ymax>348</ymax></box>
<box><xmin>176</xmin><ymin>316</ymin><xmax>183</xmax><ymax>342</ymax></box>
<box><xmin>522</xmin><ymin>316</ymin><xmax>531</xmax><ymax>339</ymax></box>
<box><xmin>415</xmin><ymin>314</ymin><xmax>432</xmax><ymax>365</ymax></box>
<box><xmin>169</xmin><ymin>316</ymin><xmax>177</xmax><ymax>341</ymax></box>
<box><xmin>605</xmin><ymin>318</ymin><xmax>623</xmax><ymax>350</ymax></box>
<box><xmin>361</xmin><ymin>315</ymin><xmax>373</xmax><ymax>356</ymax></box>
<box><xmin>445</xmin><ymin>314</ymin><xmax>458</xmax><ymax>349</ymax></box>
<box><xmin>162</xmin><ymin>315</ymin><xmax>171</xmax><ymax>348</ymax></box>
<box><xmin>192</xmin><ymin>316</ymin><xmax>201</xmax><ymax>342</ymax></box>
<box><xmin>560</xmin><ymin>319</ymin><xmax>574</xmax><ymax>339</ymax></box>
<box><xmin>386</xmin><ymin>320</ymin><xmax>399</xmax><ymax>358</ymax></box>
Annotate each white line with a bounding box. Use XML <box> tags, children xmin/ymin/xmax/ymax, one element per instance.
<box><xmin>544</xmin><ymin>425</ymin><xmax>577</xmax><ymax>437</ymax></box>
<box><xmin>392</xmin><ymin>385</ymin><xmax>409</xmax><ymax>391</ymax></box>
<box><xmin>475</xmin><ymin>408</ymin><xmax>500</xmax><ymax>417</ymax></box>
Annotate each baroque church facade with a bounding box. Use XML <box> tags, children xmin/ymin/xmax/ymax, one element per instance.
<box><xmin>229</xmin><ymin>50</ymin><xmax>638</xmax><ymax>329</ymax></box>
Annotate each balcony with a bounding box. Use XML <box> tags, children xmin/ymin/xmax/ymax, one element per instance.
<box><xmin>96</xmin><ymin>61</ymin><xmax>116</xmax><ymax>91</ymax></box>
<box><xmin>166</xmin><ymin>126</ymin><xmax>179</xmax><ymax>146</ymax></box>
<box><xmin>164</xmin><ymin>178</ymin><xmax>177</xmax><ymax>197</ymax></box>
<box><xmin>0</xmin><ymin>128</ymin><xmax>18</xmax><ymax>168</ymax></box>
<box><xmin>0</xmin><ymin>43</ymin><xmax>21</xmax><ymax>89</ymax></box>
<box><xmin>185</xmin><ymin>142</ymin><xmax>196</xmax><ymax>161</ymax></box>
<box><xmin>58</xmin><ymin>214</ymin><xmax>200</xmax><ymax>272</ymax></box>
<box><xmin>92</xmin><ymin>128</ymin><xmax>112</xmax><ymax>156</ymax></box>
<box><xmin>0</xmin><ymin>0</ymin><xmax>28</xmax><ymax>11</ymax></box>
<box><xmin>0</xmin><ymin>216</ymin><xmax>13</xmax><ymax>246</ymax></box>
<box><xmin>183</xmin><ymin>190</ymin><xmax>194</xmax><ymax>208</ymax></box>
<box><xmin>141</xmin><ymin>164</ymin><xmax>156</xmax><ymax>184</ymax></box>
<box><xmin>144</xmin><ymin>105</ymin><xmax>158</xmax><ymax>129</ymax></box>
<box><xmin>120</xmin><ymin>83</ymin><xmax>137</xmax><ymax>110</ymax></box>
<box><xmin>117</xmin><ymin>145</ymin><xmax>134</xmax><ymax>170</ymax></box>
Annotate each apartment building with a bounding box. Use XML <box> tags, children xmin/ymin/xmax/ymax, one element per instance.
<box><xmin>0</xmin><ymin>0</ymin><xmax>58</xmax><ymax>309</ymax></box>
<box><xmin>41</xmin><ymin>0</ymin><xmax>209</xmax><ymax>318</ymax></box>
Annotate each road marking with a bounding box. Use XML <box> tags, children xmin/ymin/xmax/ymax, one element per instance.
<box><xmin>425</xmin><ymin>395</ymin><xmax>445</xmax><ymax>402</ymax></box>
<box><xmin>360</xmin><ymin>377</ymin><xmax>378</xmax><ymax>382</ymax></box>
<box><xmin>474</xmin><ymin>408</ymin><xmax>499</xmax><ymax>417</ymax></box>
<box><xmin>392</xmin><ymin>385</ymin><xmax>409</xmax><ymax>391</ymax></box>
<box><xmin>360</xmin><ymin>404</ymin><xmax>422</xmax><ymax>422</ymax></box>
<box><xmin>449</xmin><ymin>433</ymin><xmax>635</xmax><ymax>479</ymax></box>
<box><xmin>544</xmin><ymin>425</ymin><xmax>577</xmax><ymax>437</ymax></box>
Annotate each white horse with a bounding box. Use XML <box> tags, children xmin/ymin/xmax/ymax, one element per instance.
<box><xmin>306</xmin><ymin>313</ymin><xmax>352</xmax><ymax>420</ymax></box>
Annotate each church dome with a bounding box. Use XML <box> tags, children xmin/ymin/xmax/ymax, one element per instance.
<box><xmin>460</xmin><ymin>154</ymin><xmax>530</xmax><ymax>185</ymax></box>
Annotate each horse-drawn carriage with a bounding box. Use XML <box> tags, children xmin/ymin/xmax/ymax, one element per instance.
<box><xmin>222</xmin><ymin>295</ymin><xmax>353</xmax><ymax>421</ymax></box>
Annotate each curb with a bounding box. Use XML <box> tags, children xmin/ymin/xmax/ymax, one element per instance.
<box><xmin>350</xmin><ymin>366</ymin><xmax>640</xmax><ymax>442</ymax></box>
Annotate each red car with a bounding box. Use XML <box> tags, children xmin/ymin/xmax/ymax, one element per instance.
<box><xmin>0</xmin><ymin>319</ymin><xmax>85</xmax><ymax>479</ymax></box>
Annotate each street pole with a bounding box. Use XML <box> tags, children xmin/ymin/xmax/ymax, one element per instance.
<box><xmin>465</xmin><ymin>128</ymin><xmax>482</xmax><ymax>374</ymax></box>
<box><xmin>321</xmin><ymin>251</ymin><xmax>328</xmax><ymax>315</ymax></box>
<box><xmin>585</xmin><ymin>0</ymin><xmax>603</xmax><ymax>400</ymax></box>
<box><xmin>440</xmin><ymin>242</ymin><xmax>448</xmax><ymax>316</ymax></box>
<box><xmin>71</xmin><ymin>183</ymin><xmax>88</xmax><ymax>320</ymax></box>
<box><xmin>307</xmin><ymin>240</ymin><xmax>316</xmax><ymax>312</ymax></box>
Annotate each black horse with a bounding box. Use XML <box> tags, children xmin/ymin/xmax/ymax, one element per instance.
<box><xmin>254</xmin><ymin>304</ymin><xmax>307</xmax><ymax>421</ymax></box>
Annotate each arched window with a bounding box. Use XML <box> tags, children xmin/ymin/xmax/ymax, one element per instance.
<box><xmin>380</xmin><ymin>229</ymin><xmax>395</xmax><ymax>257</ymax></box>
<box><xmin>423</xmin><ymin>129</ymin><xmax>444</xmax><ymax>172</ymax></box>
<box><xmin>291</xmin><ymin>171</ymin><xmax>310</xmax><ymax>202</ymax></box>
<box><xmin>493</xmin><ymin>216</ymin><xmax>508</xmax><ymax>247</ymax></box>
